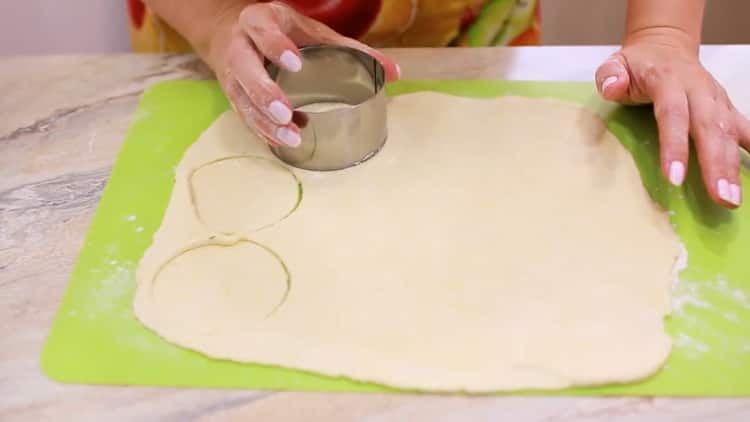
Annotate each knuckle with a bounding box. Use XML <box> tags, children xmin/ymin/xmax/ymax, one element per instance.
<box><xmin>242</xmin><ymin>103</ymin><xmax>260</xmax><ymax>119</ymax></box>
<box><xmin>641</xmin><ymin>63</ymin><xmax>672</xmax><ymax>84</ymax></box>
<box><xmin>240</xmin><ymin>3</ymin><xmax>283</xmax><ymax>31</ymax></box>
<box><xmin>247</xmin><ymin>109</ymin><xmax>276</xmax><ymax>134</ymax></box>
<box><xmin>268</xmin><ymin>2</ymin><xmax>291</xmax><ymax>25</ymax></box>
<box><xmin>267</xmin><ymin>1</ymin><xmax>288</xmax><ymax>12</ymax></box>
<box><xmin>241</xmin><ymin>4</ymin><xmax>290</xmax><ymax>40</ymax></box>
<box><xmin>695</xmin><ymin>116</ymin><xmax>719</xmax><ymax>135</ymax></box>
<box><xmin>245</xmin><ymin>111</ymin><xmax>272</xmax><ymax>134</ymax></box>
<box><xmin>240</xmin><ymin>3</ymin><xmax>265</xmax><ymax>21</ymax></box>
<box><xmin>224</xmin><ymin>38</ymin><xmax>246</xmax><ymax>69</ymax></box>
<box><xmin>661</xmin><ymin>131</ymin><xmax>688</xmax><ymax>152</ymax></box>
<box><xmin>248</xmin><ymin>122</ymin><xmax>272</xmax><ymax>142</ymax></box>
<box><xmin>716</xmin><ymin>119</ymin><xmax>739</xmax><ymax>139</ymax></box>
<box><xmin>238</xmin><ymin>7</ymin><xmax>255</xmax><ymax>26</ymax></box>
<box><xmin>255</xmin><ymin>76</ymin><xmax>277</xmax><ymax>96</ymax></box>
<box><xmin>223</xmin><ymin>79</ymin><xmax>255</xmax><ymax>115</ymax></box>
<box><xmin>654</xmin><ymin>103</ymin><xmax>687</xmax><ymax>121</ymax></box>
<box><xmin>224</xmin><ymin>80</ymin><xmax>244</xmax><ymax>103</ymax></box>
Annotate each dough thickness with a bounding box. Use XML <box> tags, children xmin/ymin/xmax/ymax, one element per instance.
<box><xmin>134</xmin><ymin>93</ymin><xmax>681</xmax><ymax>392</ymax></box>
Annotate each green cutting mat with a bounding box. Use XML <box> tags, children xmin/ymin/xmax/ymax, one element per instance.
<box><xmin>42</xmin><ymin>79</ymin><xmax>750</xmax><ymax>395</ymax></box>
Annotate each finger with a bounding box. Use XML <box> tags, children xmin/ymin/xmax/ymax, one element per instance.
<box><xmin>239</xmin><ymin>3</ymin><xmax>303</xmax><ymax>72</ymax></box>
<box><xmin>717</xmin><ymin>90</ymin><xmax>743</xmax><ymax>205</ymax></box>
<box><xmin>595</xmin><ymin>53</ymin><xmax>632</xmax><ymax>103</ymax></box>
<box><xmin>650</xmin><ymin>80</ymin><xmax>690</xmax><ymax>186</ymax></box>
<box><xmin>243</xmin><ymin>98</ymin><xmax>301</xmax><ymax>148</ymax></box>
<box><xmin>227</xmin><ymin>35</ymin><xmax>295</xmax><ymax>127</ymax></box>
<box><xmin>221</xmin><ymin>76</ymin><xmax>300</xmax><ymax>148</ymax></box>
<box><xmin>223</xmin><ymin>76</ymin><xmax>281</xmax><ymax>148</ymax></box>
<box><xmin>326</xmin><ymin>36</ymin><xmax>401</xmax><ymax>81</ymax></box>
<box><xmin>240</xmin><ymin>2</ymin><xmax>400</xmax><ymax>81</ymax></box>
<box><xmin>738</xmin><ymin>112</ymin><xmax>750</xmax><ymax>152</ymax></box>
<box><xmin>689</xmin><ymin>93</ymin><xmax>742</xmax><ymax>207</ymax></box>
<box><xmin>631</xmin><ymin>55</ymin><xmax>690</xmax><ymax>186</ymax></box>
<box><xmin>279</xmin><ymin>4</ymin><xmax>401</xmax><ymax>81</ymax></box>
<box><xmin>725</xmin><ymin>133</ymin><xmax>742</xmax><ymax>206</ymax></box>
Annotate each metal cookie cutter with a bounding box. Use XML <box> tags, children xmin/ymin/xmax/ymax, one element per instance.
<box><xmin>267</xmin><ymin>45</ymin><xmax>387</xmax><ymax>171</ymax></box>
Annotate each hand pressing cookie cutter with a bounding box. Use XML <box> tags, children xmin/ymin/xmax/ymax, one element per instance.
<box><xmin>266</xmin><ymin>45</ymin><xmax>387</xmax><ymax>171</ymax></box>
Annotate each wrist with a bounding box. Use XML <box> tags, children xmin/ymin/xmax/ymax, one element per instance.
<box><xmin>624</xmin><ymin>26</ymin><xmax>700</xmax><ymax>57</ymax></box>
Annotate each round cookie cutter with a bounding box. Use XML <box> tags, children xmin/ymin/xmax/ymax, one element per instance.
<box><xmin>266</xmin><ymin>45</ymin><xmax>388</xmax><ymax>171</ymax></box>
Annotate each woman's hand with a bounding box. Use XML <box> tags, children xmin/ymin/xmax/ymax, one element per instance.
<box><xmin>206</xmin><ymin>1</ymin><xmax>399</xmax><ymax>147</ymax></box>
<box><xmin>595</xmin><ymin>29</ymin><xmax>750</xmax><ymax>208</ymax></box>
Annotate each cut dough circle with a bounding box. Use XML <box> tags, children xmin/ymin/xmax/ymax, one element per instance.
<box><xmin>150</xmin><ymin>241</ymin><xmax>288</xmax><ymax>336</ymax></box>
<box><xmin>190</xmin><ymin>156</ymin><xmax>299</xmax><ymax>233</ymax></box>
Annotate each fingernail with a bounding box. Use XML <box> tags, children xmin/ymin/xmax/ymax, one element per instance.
<box><xmin>276</xmin><ymin>126</ymin><xmax>301</xmax><ymax>147</ymax></box>
<box><xmin>717</xmin><ymin>178</ymin><xmax>732</xmax><ymax>203</ymax></box>
<box><xmin>280</xmin><ymin>50</ymin><xmax>302</xmax><ymax>72</ymax></box>
<box><xmin>601</xmin><ymin>76</ymin><xmax>618</xmax><ymax>93</ymax></box>
<box><xmin>268</xmin><ymin>100</ymin><xmax>292</xmax><ymax>124</ymax></box>
<box><xmin>668</xmin><ymin>161</ymin><xmax>685</xmax><ymax>186</ymax></box>
<box><xmin>729</xmin><ymin>183</ymin><xmax>742</xmax><ymax>206</ymax></box>
<box><xmin>396</xmin><ymin>64</ymin><xmax>401</xmax><ymax>78</ymax></box>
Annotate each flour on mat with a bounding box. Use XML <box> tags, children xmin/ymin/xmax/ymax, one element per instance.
<box><xmin>671</xmin><ymin>265</ymin><xmax>750</xmax><ymax>357</ymax></box>
<box><xmin>674</xmin><ymin>333</ymin><xmax>710</xmax><ymax>354</ymax></box>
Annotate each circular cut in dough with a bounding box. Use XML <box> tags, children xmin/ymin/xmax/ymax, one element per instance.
<box><xmin>190</xmin><ymin>156</ymin><xmax>299</xmax><ymax>234</ymax></box>
<box><xmin>150</xmin><ymin>241</ymin><xmax>288</xmax><ymax>336</ymax></box>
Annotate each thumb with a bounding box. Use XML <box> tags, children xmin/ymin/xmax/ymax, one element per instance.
<box><xmin>324</xmin><ymin>36</ymin><xmax>401</xmax><ymax>82</ymax></box>
<box><xmin>595</xmin><ymin>53</ymin><xmax>632</xmax><ymax>103</ymax></box>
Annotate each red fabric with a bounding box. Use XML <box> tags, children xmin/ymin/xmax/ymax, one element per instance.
<box><xmin>127</xmin><ymin>0</ymin><xmax>146</xmax><ymax>29</ymax></box>
<box><xmin>279</xmin><ymin>0</ymin><xmax>381</xmax><ymax>38</ymax></box>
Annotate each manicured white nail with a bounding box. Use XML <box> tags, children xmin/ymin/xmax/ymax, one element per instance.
<box><xmin>276</xmin><ymin>127</ymin><xmax>301</xmax><ymax>147</ymax></box>
<box><xmin>268</xmin><ymin>100</ymin><xmax>292</xmax><ymax>124</ymax></box>
<box><xmin>668</xmin><ymin>161</ymin><xmax>685</xmax><ymax>186</ymax></box>
<box><xmin>601</xmin><ymin>76</ymin><xmax>618</xmax><ymax>93</ymax></box>
<box><xmin>729</xmin><ymin>183</ymin><xmax>742</xmax><ymax>206</ymax></box>
<box><xmin>717</xmin><ymin>178</ymin><xmax>731</xmax><ymax>203</ymax></box>
<box><xmin>280</xmin><ymin>50</ymin><xmax>302</xmax><ymax>72</ymax></box>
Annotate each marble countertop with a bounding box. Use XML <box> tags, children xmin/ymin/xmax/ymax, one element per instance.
<box><xmin>2</xmin><ymin>47</ymin><xmax>750</xmax><ymax>421</ymax></box>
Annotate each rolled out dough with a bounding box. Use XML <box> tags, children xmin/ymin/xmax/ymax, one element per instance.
<box><xmin>134</xmin><ymin>93</ymin><xmax>681</xmax><ymax>392</ymax></box>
